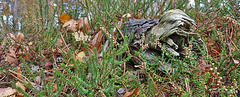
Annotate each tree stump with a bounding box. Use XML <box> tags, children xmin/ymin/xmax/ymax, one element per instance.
<box><xmin>121</xmin><ymin>9</ymin><xmax>207</xmax><ymax>71</ymax></box>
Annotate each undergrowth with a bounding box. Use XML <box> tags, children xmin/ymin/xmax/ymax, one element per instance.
<box><xmin>0</xmin><ymin>0</ymin><xmax>239</xmax><ymax>96</ymax></box>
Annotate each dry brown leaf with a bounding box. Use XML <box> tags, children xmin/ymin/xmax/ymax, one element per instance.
<box><xmin>5</xmin><ymin>48</ymin><xmax>18</xmax><ymax>64</ymax></box>
<box><xmin>16</xmin><ymin>67</ymin><xmax>23</xmax><ymax>80</ymax></box>
<box><xmin>16</xmin><ymin>81</ymin><xmax>26</xmax><ymax>95</ymax></box>
<box><xmin>92</xmin><ymin>31</ymin><xmax>100</xmax><ymax>45</ymax></box>
<box><xmin>91</xmin><ymin>31</ymin><xmax>103</xmax><ymax>53</ymax></box>
<box><xmin>206</xmin><ymin>39</ymin><xmax>215</xmax><ymax>46</ymax></box>
<box><xmin>123</xmin><ymin>87</ymin><xmax>139</xmax><ymax>97</ymax></box>
<box><xmin>16</xmin><ymin>33</ymin><xmax>24</xmax><ymax>42</ymax></box>
<box><xmin>59</xmin><ymin>13</ymin><xmax>72</xmax><ymax>23</ymax></box>
<box><xmin>63</xmin><ymin>19</ymin><xmax>78</xmax><ymax>32</ymax></box>
<box><xmin>78</xmin><ymin>17</ymin><xmax>91</xmax><ymax>33</ymax></box>
<box><xmin>0</xmin><ymin>87</ymin><xmax>16</xmax><ymax>97</ymax></box>
<box><xmin>55</xmin><ymin>38</ymin><xmax>64</xmax><ymax>46</ymax></box>
<box><xmin>9</xmin><ymin>33</ymin><xmax>16</xmax><ymax>40</ymax></box>
<box><xmin>22</xmin><ymin>54</ymin><xmax>31</xmax><ymax>61</ymax></box>
<box><xmin>62</xmin><ymin>17</ymin><xmax>91</xmax><ymax>34</ymax></box>
<box><xmin>8</xmin><ymin>33</ymin><xmax>16</xmax><ymax>44</ymax></box>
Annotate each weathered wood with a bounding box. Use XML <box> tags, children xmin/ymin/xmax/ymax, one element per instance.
<box><xmin>121</xmin><ymin>9</ymin><xmax>207</xmax><ymax>71</ymax></box>
<box><xmin>121</xmin><ymin>18</ymin><xmax>159</xmax><ymax>40</ymax></box>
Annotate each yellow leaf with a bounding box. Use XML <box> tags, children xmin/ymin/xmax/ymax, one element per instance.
<box><xmin>76</xmin><ymin>51</ymin><xmax>85</xmax><ymax>62</ymax></box>
<box><xmin>59</xmin><ymin>13</ymin><xmax>71</xmax><ymax>23</ymax></box>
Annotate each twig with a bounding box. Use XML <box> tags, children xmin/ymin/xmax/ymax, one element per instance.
<box><xmin>9</xmin><ymin>70</ymin><xmax>31</xmax><ymax>83</ymax></box>
<box><xmin>0</xmin><ymin>75</ymin><xmax>6</xmax><ymax>82</ymax></box>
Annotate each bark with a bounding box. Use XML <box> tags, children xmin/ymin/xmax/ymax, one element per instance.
<box><xmin>12</xmin><ymin>0</ymin><xmax>19</xmax><ymax>33</ymax></box>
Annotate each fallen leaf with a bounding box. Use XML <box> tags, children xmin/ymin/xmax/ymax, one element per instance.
<box><xmin>8</xmin><ymin>33</ymin><xmax>16</xmax><ymax>44</ymax></box>
<box><xmin>16</xmin><ymin>67</ymin><xmax>23</xmax><ymax>80</ymax></box>
<box><xmin>123</xmin><ymin>87</ymin><xmax>139</xmax><ymax>97</ymax></box>
<box><xmin>5</xmin><ymin>48</ymin><xmax>18</xmax><ymax>64</ymax></box>
<box><xmin>0</xmin><ymin>87</ymin><xmax>16</xmax><ymax>97</ymax></box>
<box><xmin>59</xmin><ymin>13</ymin><xmax>72</xmax><ymax>23</ymax></box>
<box><xmin>9</xmin><ymin>33</ymin><xmax>16</xmax><ymax>40</ymax></box>
<box><xmin>22</xmin><ymin>54</ymin><xmax>31</xmax><ymax>61</ymax></box>
<box><xmin>73</xmin><ymin>31</ymin><xmax>89</xmax><ymax>41</ymax></box>
<box><xmin>206</xmin><ymin>39</ymin><xmax>215</xmax><ymax>46</ymax></box>
<box><xmin>76</xmin><ymin>51</ymin><xmax>85</xmax><ymax>62</ymax></box>
<box><xmin>63</xmin><ymin>19</ymin><xmax>78</xmax><ymax>32</ymax></box>
<box><xmin>214</xmin><ymin>48</ymin><xmax>221</xmax><ymax>53</ymax></box>
<box><xmin>16</xmin><ymin>83</ymin><xmax>25</xmax><ymax>97</ymax></box>
<box><xmin>16</xmin><ymin>33</ymin><xmax>24</xmax><ymax>42</ymax></box>
<box><xmin>91</xmin><ymin>31</ymin><xmax>103</xmax><ymax>53</ymax></box>
<box><xmin>55</xmin><ymin>38</ymin><xmax>64</xmax><ymax>46</ymax></box>
<box><xmin>16</xmin><ymin>81</ymin><xmax>26</xmax><ymax>92</ymax></box>
<box><xmin>78</xmin><ymin>17</ymin><xmax>91</xmax><ymax>34</ymax></box>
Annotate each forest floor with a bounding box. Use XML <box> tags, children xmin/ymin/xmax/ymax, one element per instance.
<box><xmin>0</xmin><ymin>0</ymin><xmax>240</xmax><ymax>96</ymax></box>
